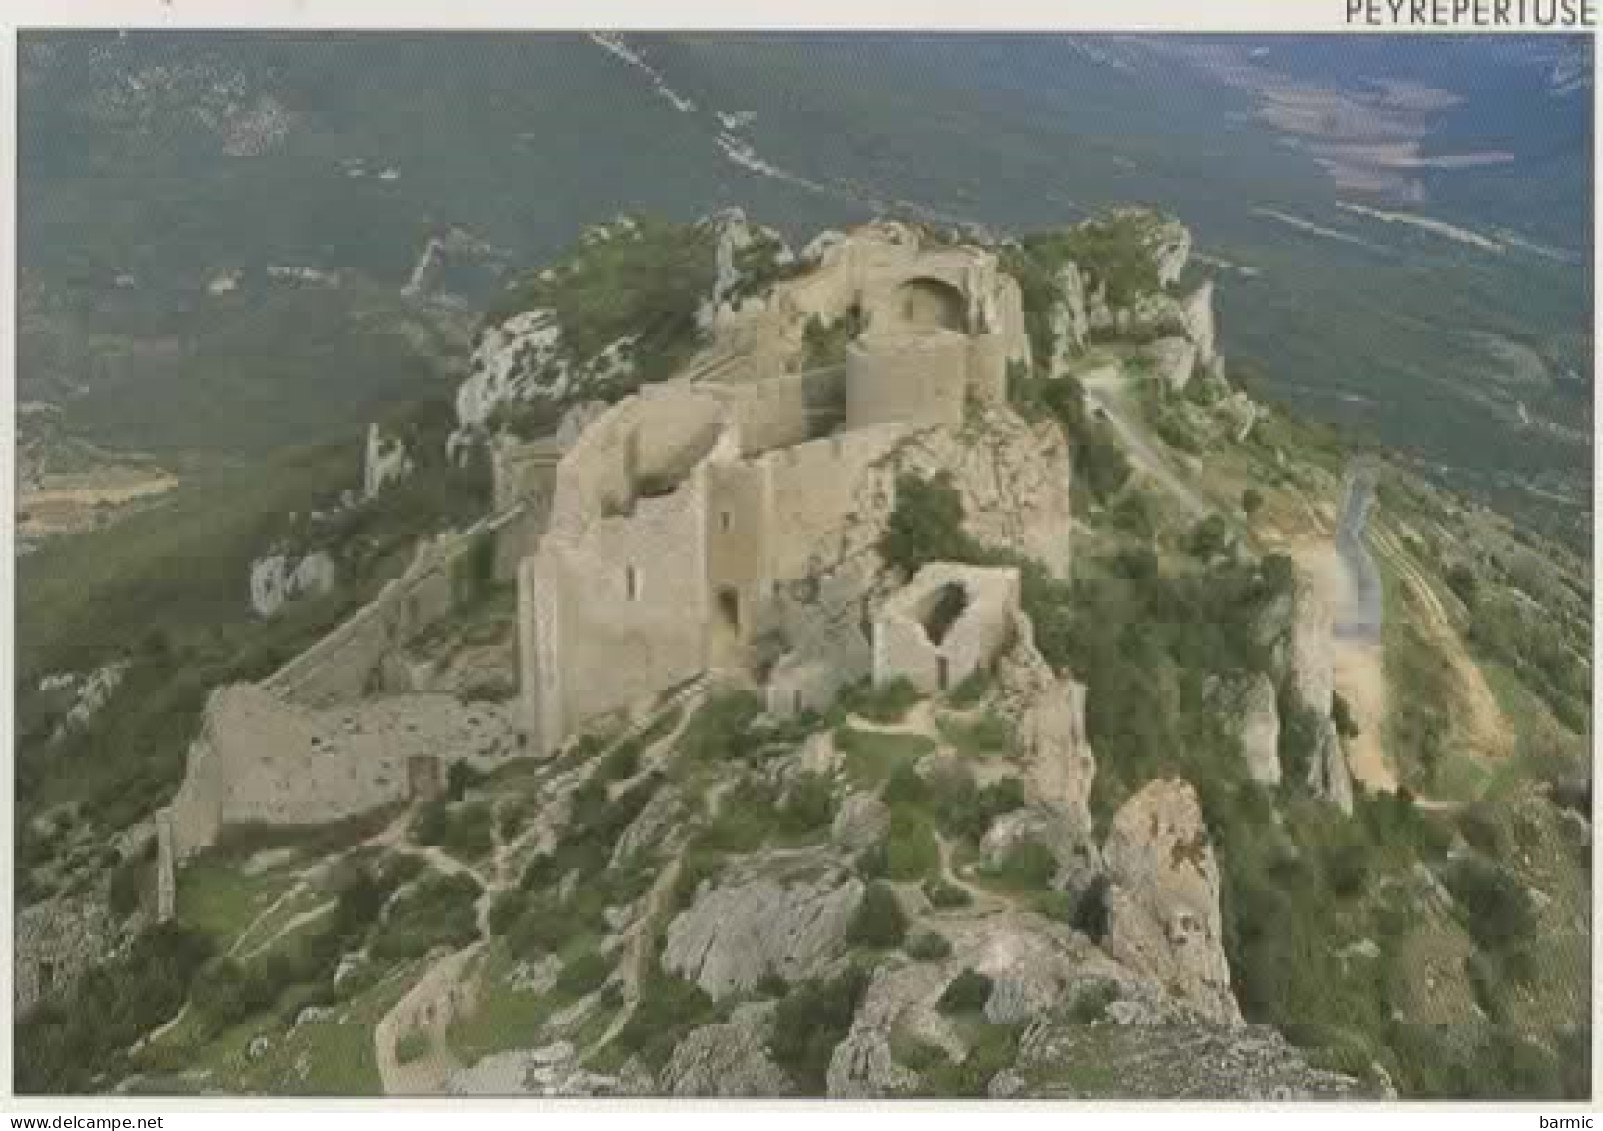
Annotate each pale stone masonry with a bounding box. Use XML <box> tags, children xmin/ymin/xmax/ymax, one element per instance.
<box><xmin>163</xmin><ymin>220</ymin><xmax>1051</xmax><ymax>856</ymax></box>
<box><xmin>872</xmin><ymin>563</ymin><xmax>1022</xmax><ymax>695</ymax></box>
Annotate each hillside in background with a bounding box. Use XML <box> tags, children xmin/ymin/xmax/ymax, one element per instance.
<box><xmin>18</xmin><ymin>31</ymin><xmax>1594</xmax><ymax>548</ymax></box>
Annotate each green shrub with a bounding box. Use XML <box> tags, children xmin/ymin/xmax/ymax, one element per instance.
<box><xmin>16</xmin><ymin>921</ymin><xmax>214</xmax><ymax>1093</ymax></box>
<box><xmin>946</xmin><ymin>668</ymin><xmax>992</xmax><ymax>709</ymax></box>
<box><xmin>849</xmin><ymin>882</ymin><xmax>909</xmax><ymax>949</ymax></box>
<box><xmin>557</xmin><ymin>952</ymin><xmax>611</xmax><ymax>998</ymax></box>
<box><xmin>906</xmin><ymin>930</ymin><xmax>954</xmax><ymax>961</ymax></box>
<box><xmin>769</xmin><ymin>966</ymin><xmax>871</xmax><ymax>1094</ymax></box>
<box><xmin>882</xmin><ymin>761</ymin><xmax>931</xmax><ymax>809</ymax></box>
<box><xmin>1443</xmin><ymin>856</ymin><xmax>1535</xmax><ymax>955</ymax></box>
<box><xmin>878</xmin><ymin>473</ymin><xmax>979</xmax><ymax>577</ymax></box>
<box><xmin>779</xmin><ymin>772</ymin><xmax>836</xmax><ymax>837</ymax></box>
<box><xmin>615</xmin><ymin>963</ymin><xmax>720</xmax><ymax>1070</ymax></box>
<box><xmin>1071</xmin><ymin>875</ymin><xmax>1111</xmax><ymax>942</ymax></box>
<box><xmin>855</xmin><ymin>842</ymin><xmax>890</xmax><ymax>880</ymax></box>
<box><xmin>884</xmin><ymin>808</ymin><xmax>940</xmax><ymax>883</ymax></box>
<box><xmin>923</xmin><ymin>877</ymin><xmax>973</xmax><ymax>909</ymax></box>
<box><xmin>396</xmin><ymin>1031</ymin><xmax>429</xmax><ymax>1065</ymax></box>
<box><xmin>680</xmin><ymin>692</ymin><xmax>763</xmax><ymax>764</ymax></box>
<box><xmin>936</xmin><ymin>969</ymin><xmax>994</xmax><ymax>1016</ymax></box>
<box><xmin>488</xmin><ymin>890</ymin><xmax>524</xmax><ymax>936</ymax></box>
<box><xmin>985</xmin><ymin>839</ymin><xmax>1057</xmax><ymax>891</ymax></box>
<box><xmin>600</xmin><ymin>740</ymin><xmax>642</xmax><ymax>783</ymax></box>
<box><xmin>844</xmin><ymin>677</ymin><xmax>922</xmax><ymax>724</ymax></box>
<box><xmin>370</xmin><ymin>871</ymin><xmax>480</xmax><ymax>962</ymax></box>
<box><xmin>1068</xmin><ymin>979</ymin><xmax>1118</xmax><ymax>1024</ymax></box>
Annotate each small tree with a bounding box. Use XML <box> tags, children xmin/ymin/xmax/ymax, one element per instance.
<box><xmin>1242</xmin><ymin>488</ymin><xmax>1264</xmax><ymax>517</ymax></box>
<box><xmin>848</xmin><ymin>881</ymin><xmax>908</xmax><ymax>949</ymax></box>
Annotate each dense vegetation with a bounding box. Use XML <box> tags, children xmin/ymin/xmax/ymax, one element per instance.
<box><xmin>483</xmin><ymin>216</ymin><xmax>715</xmax><ymax>396</ymax></box>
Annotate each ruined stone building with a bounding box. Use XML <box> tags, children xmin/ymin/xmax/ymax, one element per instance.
<box><xmin>161</xmin><ymin>221</ymin><xmax>1054</xmax><ymax>865</ymax></box>
<box><xmin>516</xmin><ymin>222</ymin><xmax>1035</xmax><ymax>753</ymax></box>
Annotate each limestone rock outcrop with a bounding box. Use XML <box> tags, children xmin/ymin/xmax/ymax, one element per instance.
<box><xmin>1288</xmin><ymin>570</ymin><xmax>1336</xmax><ymax>718</ymax></box>
<box><xmin>661</xmin><ymin>1002</ymin><xmax>793</xmax><ymax>1096</ymax></box>
<box><xmin>1143</xmin><ymin>337</ymin><xmax>1199</xmax><ymax>392</ymax></box>
<box><xmin>662</xmin><ymin>868</ymin><xmax>864</xmax><ymax>999</ymax></box>
<box><xmin>363</xmin><ymin>423</ymin><xmax>414</xmax><ymax>498</ymax></box>
<box><xmin>454</xmin><ymin>309</ymin><xmax>575</xmax><ymax>430</ymax></box>
<box><xmin>891</xmin><ymin>405</ymin><xmax>1075</xmax><ymax>579</ymax></box>
<box><xmin>995</xmin><ymin>623</ymin><xmax>1097</xmax><ymax>850</ymax></box>
<box><xmin>1102</xmin><ymin>778</ymin><xmax>1241</xmax><ymax>1026</ymax></box>
<box><xmin>1181</xmin><ymin>279</ymin><xmax>1218</xmax><ymax>367</ymax></box>
<box><xmin>1047</xmin><ymin>260</ymin><xmax>1089</xmax><ymax>374</ymax></box>
<box><xmin>1012</xmin><ymin>1021</ymin><xmax>1376</xmax><ymax>1099</ymax></box>
<box><xmin>831</xmin><ymin>792</ymin><xmax>890</xmax><ymax>852</ymax></box>
<box><xmin>1206</xmin><ymin>672</ymin><xmax>1281</xmax><ymax>786</ymax></box>
<box><xmin>249</xmin><ymin>550</ymin><xmax>337</xmax><ymax>619</ymax></box>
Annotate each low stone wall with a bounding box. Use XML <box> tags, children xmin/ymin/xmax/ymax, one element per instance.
<box><xmin>264</xmin><ymin>511</ymin><xmax>522</xmax><ymax>709</ymax></box>
<box><xmin>155</xmin><ymin>808</ymin><xmax>177</xmax><ymax>922</ymax></box>
<box><xmin>169</xmin><ymin>684</ymin><xmax>519</xmax><ymax>861</ymax></box>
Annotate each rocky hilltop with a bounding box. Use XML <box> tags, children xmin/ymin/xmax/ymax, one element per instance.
<box><xmin>16</xmin><ymin>206</ymin><xmax>1590</xmax><ymax>1102</ymax></box>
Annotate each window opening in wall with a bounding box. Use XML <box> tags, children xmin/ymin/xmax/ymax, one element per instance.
<box><xmin>920</xmin><ymin>582</ymin><xmax>969</xmax><ymax>645</ymax></box>
<box><xmin>721</xmin><ymin>510</ymin><xmax>732</xmax><ymax>532</ymax></box>
<box><xmin>626</xmin><ymin>565</ymin><xmax>640</xmax><ymax>601</ymax></box>
<box><xmin>937</xmin><ymin>655</ymin><xmax>950</xmax><ymax>692</ymax></box>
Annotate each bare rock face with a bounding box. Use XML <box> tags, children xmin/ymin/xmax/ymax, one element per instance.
<box><xmin>831</xmin><ymin>791</ymin><xmax>890</xmax><ymax>853</ymax></box>
<box><xmin>1180</xmin><ymin>280</ymin><xmax>1218</xmax><ymax>366</ymax></box>
<box><xmin>1143</xmin><ymin>337</ymin><xmax>1199</xmax><ymax>392</ymax></box>
<box><xmin>1284</xmin><ymin>570</ymin><xmax>1354</xmax><ymax>813</ymax></box>
<box><xmin>363</xmin><ymin>423</ymin><xmax>414</xmax><ymax>498</ymax></box>
<box><xmin>1012</xmin><ymin>1021</ymin><xmax>1377</xmax><ymax>1099</ymax></box>
<box><xmin>995</xmin><ymin>623</ymin><xmax>1097</xmax><ymax>849</ymax></box>
<box><xmin>825</xmin><ymin>963</ymin><xmax>938</xmax><ymax>1097</ymax></box>
<box><xmin>1102</xmin><ymin>779</ymin><xmax>1241</xmax><ymax>1027</ymax></box>
<box><xmin>1288</xmin><ymin>569</ymin><xmax>1336</xmax><ymax>719</ymax></box>
<box><xmin>1308</xmin><ymin>718</ymin><xmax>1355</xmax><ymax>816</ymax></box>
<box><xmin>1207</xmin><ymin>673</ymin><xmax>1281</xmax><ymax>786</ymax></box>
<box><xmin>662</xmin><ymin>1002</ymin><xmax>792</xmax><ymax>1097</ymax></box>
<box><xmin>662</xmin><ymin>869</ymin><xmax>863</xmax><ymax>999</ymax></box>
<box><xmin>891</xmin><ymin>404</ymin><xmax>1075</xmax><ymax>580</ymax></box>
<box><xmin>447</xmin><ymin>1041</ymin><xmax>621</xmax><ymax>1096</ymax></box>
<box><xmin>1047</xmin><ymin>261</ymin><xmax>1090</xmax><ymax>374</ymax></box>
<box><xmin>827</xmin><ymin>1030</ymin><xmax>920</xmax><ymax>1098</ymax></box>
<box><xmin>249</xmin><ymin>550</ymin><xmax>337</xmax><ymax>619</ymax></box>
<box><xmin>1138</xmin><ymin>211</ymin><xmax>1193</xmax><ymax>288</ymax></box>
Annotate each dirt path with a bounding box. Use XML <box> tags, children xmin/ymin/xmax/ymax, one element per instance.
<box><xmin>1082</xmin><ymin>377</ymin><xmax>1212</xmax><ymax>521</ymax></box>
<box><xmin>374</xmin><ymin>942</ymin><xmax>484</xmax><ymax>1094</ymax></box>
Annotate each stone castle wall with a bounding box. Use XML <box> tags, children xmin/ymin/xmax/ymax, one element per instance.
<box><xmin>169</xmin><ymin>684</ymin><xmax>518</xmax><ymax>861</ymax></box>
<box><xmin>845</xmin><ymin>331</ymin><xmax>970</xmax><ymax>430</ymax></box>
<box><xmin>524</xmin><ymin>433</ymin><xmax>730</xmax><ymax>752</ymax></box>
<box><xmin>263</xmin><ymin>512</ymin><xmax>519</xmax><ymax>708</ymax></box>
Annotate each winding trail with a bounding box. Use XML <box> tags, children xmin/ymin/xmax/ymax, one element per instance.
<box><xmin>1081</xmin><ymin>377</ymin><xmax>1212</xmax><ymax>521</ymax></box>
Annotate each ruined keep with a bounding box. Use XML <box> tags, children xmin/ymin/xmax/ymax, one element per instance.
<box><xmin>517</xmin><ymin>223</ymin><xmax>1033</xmax><ymax>752</ymax></box>
<box><xmin>161</xmin><ymin>221</ymin><xmax>1047</xmax><ymax>862</ymax></box>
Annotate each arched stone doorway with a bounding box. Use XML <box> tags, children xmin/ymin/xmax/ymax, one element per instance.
<box><xmin>709</xmin><ymin>585</ymin><xmax>744</xmax><ymax>671</ymax></box>
<box><xmin>893</xmin><ymin>277</ymin><xmax>967</xmax><ymax>332</ymax></box>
